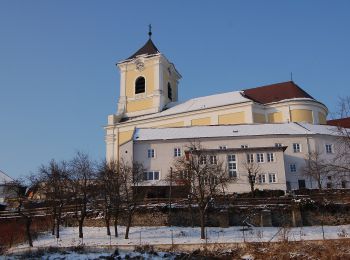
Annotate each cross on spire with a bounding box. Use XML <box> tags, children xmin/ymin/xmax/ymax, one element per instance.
<box><xmin>148</xmin><ymin>24</ymin><xmax>152</xmax><ymax>39</ymax></box>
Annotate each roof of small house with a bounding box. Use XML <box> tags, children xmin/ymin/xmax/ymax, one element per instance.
<box><xmin>0</xmin><ymin>170</ymin><xmax>13</xmax><ymax>185</ymax></box>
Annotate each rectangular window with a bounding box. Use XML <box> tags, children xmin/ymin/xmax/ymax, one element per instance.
<box><xmin>269</xmin><ymin>173</ymin><xmax>277</xmax><ymax>183</ymax></box>
<box><xmin>209</xmin><ymin>155</ymin><xmax>217</xmax><ymax>165</ymax></box>
<box><xmin>154</xmin><ymin>171</ymin><xmax>159</xmax><ymax>180</ymax></box>
<box><xmin>256</xmin><ymin>153</ymin><xmax>264</xmax><ymax>163</ymax></box>
<box><xmin>147</xmin><ymin>149</ymin><xmax>155</xmax><ymax>158</ymax></box>
<box><xmin>143</xmin><ymin>172</ymin><xmax>148</xmax><ymax>180</ymax></box>
<box><xmin>174</xmin><ymin>148</ymin><xmax>181</xmax><ymax>157</ymax></box>
<box><xmin>143</xmin><ymin>171</ymin><xmax>160</xmax><ymax>181</ymax></box>
<box><xmin>199</xmin><ymin>156</ymin><xmax>207</xmax><ymax>165</ymax></box>
<box><xmin>325</xmin><ymin>144</ymin><xmax>333</xmax><ymax>154</ymax></box>
<box><xmin>275</xmin><ymin>143</ymin><xmax>283</xmax><ymax>147</ymax></box>
<box><xmin>298</xmin><ymin>179</ymin><xmax>306</xmax><ymax>189</ymax></box>
<box><xmin>241</xmin><ymin>145</ymin><xmax>248</xmax><ymax>148</ymax></box>
<box><xmin>293</xmin><ymin>143</ymin><xmax>301</xmax><ymax>153</ymax></box>
<box><xmin>257</xmin><ymin>174</ymin><xmax>266</xmax><ymax>184</ymax></box>
<box><xmin>246</xmin><ymin>153</ymin><xmax>254</xmax><ymax>163</ymax></box>
<box><xmin>227</xmin><ymin>154</ymin><xmax>237</xmax><ymax>178</ymax></box>
<box><xmin>267</xmin><ymin>153</ymin><xmax>275</xmax><ymax>162</ymax></box>
<box><xmin>290</xmin><ymin>164</ymin><xmax>297</xmax><ymax>173</ymax></box>
<box><xmin>219</xmin><ymin>145</ymin><xmax>227</xmax><ymax>150</ymax></box>
<box><xmin>341</xmin><ymin>180</ymin><xmax>347</xmax><ymax>188</ymax></box>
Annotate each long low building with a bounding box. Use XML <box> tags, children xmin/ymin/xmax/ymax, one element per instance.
<box><xmin>120</xmin><ymin>122</ymin><xmax>349</xmax><ymax>194</ymax></box>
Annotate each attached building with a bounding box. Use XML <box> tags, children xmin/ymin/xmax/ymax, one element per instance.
<box><xmin>119</xmin><ymin>123</ymin><xmax>348</xmax><ymax>193</ymax></box>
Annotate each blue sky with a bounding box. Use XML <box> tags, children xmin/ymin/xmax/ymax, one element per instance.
<box><xmin>1</xmin><ymin>1</ymin><xmax>349</xmax><ymax>178</ymax></box>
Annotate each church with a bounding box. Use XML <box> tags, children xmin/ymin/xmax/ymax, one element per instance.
<box><xmin>105</xmin><ymin>31</ymin><xmax>347</xmax><ymax>193</ymax></box>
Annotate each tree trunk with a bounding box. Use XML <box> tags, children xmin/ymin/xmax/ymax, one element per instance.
<box><xmin>114</xmin><ymin>212</ymin><xmax>119</xmax><ymax>237</ymax></box>
<box><xmin>56</xmin><ymin>206</ymin><xmax>62</xmax><ymax>239</ymax></box>
<box><xmin>25</xmin><ymin>216</ymin><xmax>33</xmax><ymax>247</ymax></box>
<box><xmin>105</xmin><ymin>214</ymin><xmax>111</xmax><ymax>236</ymax></box>
<box><xmin>200</xmin><ymin>210</ymin><xmax>205</xmax><ymax>239</ymax></box>
<box><xmin>188</xmin><ymin>200</ymin><xmax>194</xmax><ymax>228</ymax></box>
<box><xmin>78</xmin><ymin>217</ymin><xmax>84</xmax><ymax>238</ymax></box>
<box><xmin>318</xmin><ymin>178</ymin><xmax>322</xmax><ymax>190</ymax></box>
<box><xmin>249</xmin><ymin>179</ymin><xmax>255</xmax><ymax>198</ymax></box>
<box><xmin>79</xmin><ymin>199</ymin><xmax>87</xmax><ymax>239</ymax></box>
<box><xmin>125</xmin><ymin>212</ymin><xmax>133</xmax><ymax>239</ymax></box>
<box><xmin>52</xmin><ymin>206</ymin><xmax>56</xmax><ymax>235</ymax></box>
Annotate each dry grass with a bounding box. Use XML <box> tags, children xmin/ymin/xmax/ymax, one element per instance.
<box><xmin>174</xmin><ymin>240</ymin><xmax>350</xmax><ymax>259</ymax></box>
<box><xmin>220</xmin><ymin>240</ymin><xmax>350</xmax><ymax>259</ymax></box>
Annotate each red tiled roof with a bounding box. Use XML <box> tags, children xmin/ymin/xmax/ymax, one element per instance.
<box><xmin>127</xmin><ymin>39</ymin><xmax>160</xmax><ymax>60</ymax></box>
<box><xmin>243</xmin><ymin>81</ymin><xmax>315</xmax><ymax>104</ymax></box>
<box><xmin>327</xmin><ymin>117</ymin><xmax>350</xmax><ymax>128</ymax></box>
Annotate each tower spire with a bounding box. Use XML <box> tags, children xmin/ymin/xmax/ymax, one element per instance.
<box><xmin>148</xmin><ymin>24</ymin><xmax>152</xmax><ymax>39</ymax></box>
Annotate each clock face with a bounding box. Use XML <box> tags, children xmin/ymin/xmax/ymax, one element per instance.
<box><xmin>135</xmin><ymin>60</ymin><xmax>145</xmax><ymax>71</ymax></box>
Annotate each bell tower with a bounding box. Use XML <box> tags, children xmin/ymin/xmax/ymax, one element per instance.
<box><xmin>115</xmin><ymin>28</ymin><xmax>181</xmax><ymax>120</ymax></box>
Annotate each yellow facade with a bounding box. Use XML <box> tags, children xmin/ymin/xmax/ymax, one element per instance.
<box><xmin>126</xmin><ymin>98</ymin><xmax>153</xmax><ymax>113</ymax></box>
<box><xmin>268</xmin><ymin>112</ymin><xmax>283</xmax><ymax>123</ymax></box>
<box><xmin>290</xmin><ymin>109</ymin><xmax>313</xmax><ymax>123</ymax></box>
<box><xmin>218</xmin><ymin>112</ymin><xmax>245</xmax><ymax>124</ymax></box>
<box><xmin>253</xmin><ymin>113</ymin><xmax>266</xmax><ymax>123</ymax></box>
<box><xmin>125</xmin><ymin>64</ymin><xmax>155</xmax><ymax>98</ymax></box>
<box><xmin>159</xmin><ymin>121</ymin><xmax>185</xmax><ymax>128</ymax></box>
<box><xmin>118</xmin><ymin>130</ymin><xmax>134</xmax><ymax>145</ymax></box>
<box><xmin>191</xmin><ymin>117</ymin><xmax>211</xmax><ymax>126</ymax></box>
<box><xmin>318</xmin><ymin>112</ymin><xmax>327</xmax><ymax>124</ymax></box>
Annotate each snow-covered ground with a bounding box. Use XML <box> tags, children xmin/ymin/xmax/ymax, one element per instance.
<box><xmin>8</xmin><ymin>224</ymin><xmax>350</xmax><ymax>252</ymax></box>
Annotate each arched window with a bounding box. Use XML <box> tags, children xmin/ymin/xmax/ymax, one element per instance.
<box><xmin>135</xmin><ymin>77</ymin><xmax>145</xmax><ymax>94</ymax></box>
<box><xmin>168</xmin><ymin>82</ymin><xmax>172</xmax><ymax>101</ymax></box>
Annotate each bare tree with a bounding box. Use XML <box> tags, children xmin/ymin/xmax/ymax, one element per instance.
<box><xmin>328</xmin><ymin>97</ymin><xmax>350</xmax><ymax>186</ymax></box>
<box><xmin>70</xmin><ymin>152</ymin><xmax>96</xmax><ymax>239</ymax></box>
<box><xmin>172</xmin><ymin>142</ymin><xmax>230</xmax><ymax>239</ymax></box>
<box><xmin>97</xmin><ymin>159</ymin><xmax>121</xmax><ymax>237</ymax></box>
<box><xmin>242</xmin><ymin>154</ymin><xmax>261</xmax><ymax>197</ymax></box>
<box><xmin>38</xmin><ymin>159</ymin><xmax>70</xmax><ymax>239</ymax></box>
<box><xmin>303</xmin><ymin>150</ymin><xmax>330</xmax><ymax>189</ymax></box>
<box><xmin>119</xmin><ymin>160</ymin><xmax>143</xmax><ymax>239</ymax></box>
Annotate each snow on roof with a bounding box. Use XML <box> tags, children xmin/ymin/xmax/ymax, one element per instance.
<box><xmin>134</xmin><ymin>123</ymin><xmax>315</xmax><ymax>141</ymax></box>
<box><xmin>0</xmin><ymin>170</ymin><xmax>13</xmax><ymax>184</ymax></box>
<box><xmin>134</xmin><ymin>123</ymin><xmax>348</xmax><ymax>141</ymax></box>
<box><xmin>297</xmin><ymin>123</ymin><xmax>341</xmax><ymax>136</ymax></box>
<box><xmin>126</xmin><ymin>91</ymin><xmax>251</xmax><ymax>122</ymax></box>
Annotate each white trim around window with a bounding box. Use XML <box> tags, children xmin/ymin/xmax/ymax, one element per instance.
<box><xmin>268</xmin><ymin>173</ymin><xmax>277</xmax><ymax>183</ymax></box>
<box><xmin>325</xmin><ymin>144</ymin><xmax>334</xmax><ymax>154</ymax></box>
<box><xmin>227</xmin><ymin>154</ymin><xmax>237</xmax><ymax>178</ymax></box>
<box><xmin>267</xmin><ymin>152</ymin><xmax>275</xmax><ymax>162</ymax></box>
<box><xmin>174</xmin><ymin>147</ymin><xmax>182</xmax><ymax>157</ymax></box>
<box><xmin>147</xmin><ymin>148</ymin><xmax>155</xmax><ymax>158</ymax></box>
<box><xmin>257</xmin><ymin>174</ymin><xmax>267</xmax><ymax>184</ymax></box>
<box><xmin>143</xmin><ymin>170</ymin><xmax>160</xmax><ymax>181</ymax></box>
<box><xmin>293</xmin><ymin>143</ymin><xmax>301</xmax><ymax>153</ymax></box>
<box><xmin>256</xmin><ymin>153</ymin><xmax>264</xmax><ymax>163</ymax></box>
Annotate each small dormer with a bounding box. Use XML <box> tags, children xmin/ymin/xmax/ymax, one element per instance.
<box><xmin>115</xmin><ymin>29</ymin><xmax>181</xmax><ymax>120</ymax></box>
